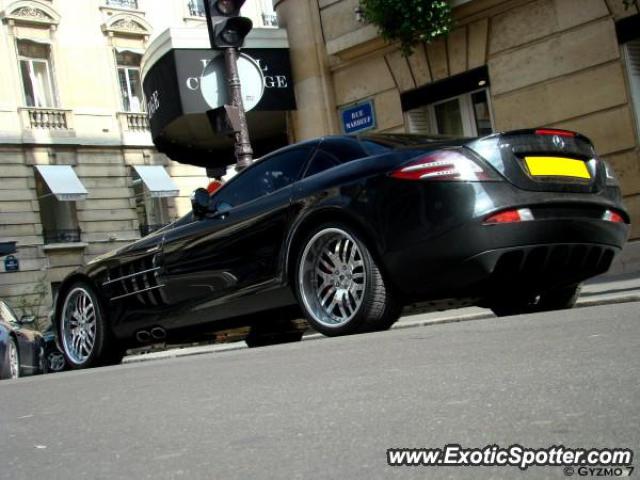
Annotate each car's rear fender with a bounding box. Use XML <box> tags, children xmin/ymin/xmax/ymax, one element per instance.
<box><xmin>282</xmin><ymin>204</ymin><xmax>385</xmax><ymax>289</ymax></box>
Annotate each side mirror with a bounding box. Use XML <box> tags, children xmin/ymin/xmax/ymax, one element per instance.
<box><xmin>19</xmin><ymin>315</ymin><xmax>36</xmax><ymax>325</ymax></box>
<box><xmin>191</xmin><ymin>188</ymin><xmax>211</xmax><ymax>220</ymax></box>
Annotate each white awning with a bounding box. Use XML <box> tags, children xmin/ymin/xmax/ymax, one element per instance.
<box><xmin>133</xmin><ymin>166</ymin><xmax>179</xmax><ymax>198</ymax></box>
<box><xmin>35</xmin><ymin>165</ymin><xmax>88</xmax><ymax>201</ymax></box>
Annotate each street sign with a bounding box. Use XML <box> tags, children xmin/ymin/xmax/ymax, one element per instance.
<box><xmin>201</xmin><ymin>53</ymin><xmax>265</xmax><ymax>112</ymax></box>
<box><xmin>4</xmin><ymin>255</ymin><xmax>19</xmax><ymax>272</ymax></box>
<box><xmin>340</xmin><ymin>99</ymin><xmax>376</xmax><ymax>134</ymax></box>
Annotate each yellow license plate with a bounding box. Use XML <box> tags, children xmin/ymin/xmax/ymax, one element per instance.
<box><xmin>524</xmin><ymin>156</ymin><xmax>591</xmax><ymax>179</ymax></box>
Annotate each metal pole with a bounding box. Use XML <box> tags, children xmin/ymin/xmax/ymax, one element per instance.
<box><xmin>224</xmin><ymin>46</ymin><xmax>253</xmax><ymax>171</ymax></box>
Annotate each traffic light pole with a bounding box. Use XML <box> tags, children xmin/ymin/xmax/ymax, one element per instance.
<box><xmin>224</xmin><ymin>47</ymin><xmax>253</xmax><ymax>171</ymax></box>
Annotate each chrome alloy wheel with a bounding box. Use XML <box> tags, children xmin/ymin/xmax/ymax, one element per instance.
<box><xmin>8</xmin><ymin>340</ymin><xmax>19</xmax><ymax>379</ymax></box>
<box><xmin>61</xmin><ymin>287</ymin><xmax>97</xmax><ymax>365</ymax></box>
<box><xmin>299</xmin><ymin>228</ymin><xmax>367</xmax><ymax>327</ymax></box>
<box><xmin>47</xmin><ymin>350</ymin><xmax>66</xmax><ymax>372</ymax></box>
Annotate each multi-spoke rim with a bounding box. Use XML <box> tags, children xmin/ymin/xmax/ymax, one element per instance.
<box><xmin>299</xmin><ymin>228</ymin><xmax>367</xmax><ymax>328</ymax></box>
<box><xmin>8</xmin><ymin>340</ymin><xmax>19</xmax><ymax>379</ymax></box>
<box><xmin>61</xmin><ymin>287</ymin><xmax>97</xmax><ymax>365</ymax></box>
<box><xmin>47</xmin><ymin>351</ymin><xmax>66</xmax><ymax>372</ymax></box>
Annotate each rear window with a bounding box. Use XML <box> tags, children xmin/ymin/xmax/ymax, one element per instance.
<box><xmin>359</xmin><ymin>133</ymin><xmax>469</xmax><ymax>155</ymax></box>
<box><xmin>319</xmin><ymin>138</ymin><xmax>368</xmax><ymax>162</ymax></box>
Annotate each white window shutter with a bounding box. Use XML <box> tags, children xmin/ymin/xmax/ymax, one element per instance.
<box><xmin>405</xmin><ymin>107</ymin><xmax>431</xmax><ymax>134</ymax></box>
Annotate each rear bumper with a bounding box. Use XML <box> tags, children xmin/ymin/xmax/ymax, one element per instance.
<box><xmin>383</xmin><ymin>218</ymin><xmax>628</xmax><ymax>301</ymax></box>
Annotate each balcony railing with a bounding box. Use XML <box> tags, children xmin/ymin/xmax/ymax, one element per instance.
<box><xmin>187</xmin><ymin>0</ymin><xmax>205</xmax><ymax>17</ymax></box>
<box><xmin>43</xmin><ymin>228</ymin><xmax>82</xmax><ymax>245</ymax></box>
<box><xmin>139</xmin><ymin>224</ymin><xmax>169</xmax><ymax>237</ymax></box>
<box><xmin>19</xmin><ymin>107</ymin><xmax>73</xmax><ymax>130</ymax></box>
<box><xmin>117</xmin><ymin>112</ymin><xmax>150</xmax><ymax>133</ymax></box>
<box><xmin>262</xmin><ymin>12</ymin><xmax>278</xmax><ymax>27</ymax></box>
<box><xmin>105</xmin><ymin>0</ymin><xmax>138</xmax><ymax>9</ymax></box>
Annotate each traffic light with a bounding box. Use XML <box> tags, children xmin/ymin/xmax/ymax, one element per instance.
<box><xmin>204</xmin><ymin>0</ymin><xmax>253</xmax><ymax>49</ymax></box>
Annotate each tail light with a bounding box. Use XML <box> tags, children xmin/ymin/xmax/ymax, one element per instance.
<box><xmin>484</xmin><ymin>208</ymin><xmax>534</xmax><ymax>224</ymax></box>
<box><xmin>534</xmin><ymin>128</ymin><xmax>576</xmax><ymax>137</ymax></box>
<box><xmin>390</xmin><ymin>150</ymin><xmax>498</xmax><ymax>181</ymax></box>
<box><xmin>602</xmin><ymin>209</ymin><xmax>625</xmax><ymax>223</ymax></box>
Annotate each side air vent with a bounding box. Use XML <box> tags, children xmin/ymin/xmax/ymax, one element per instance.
<box><xmin>104</xmin><ymin>254</ymin><xmax>167</xmax><ymax>305</ymax></box>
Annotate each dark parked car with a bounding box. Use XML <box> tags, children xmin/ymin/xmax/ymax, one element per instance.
<box><xmin>51</xmin><ymin>130</ymin><xmax>629</xmax><ymax>369</ymax></box>
<box><xmin>0</xmin><ymin>300</ymin><xmax>46</xmax><ymax>379</ymax></box>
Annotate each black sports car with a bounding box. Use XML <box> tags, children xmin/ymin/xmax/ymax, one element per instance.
<box><xmin>0</xmin><ymin>300</ymin><xmax>46</xmax><ymax>379</ymax></box>
<box><xmin>52</xmin><ymin>130</ymin><xmax>629</xmax><ymax>369</ymax></box>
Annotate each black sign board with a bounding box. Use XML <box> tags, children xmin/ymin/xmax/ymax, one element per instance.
<box><xmin>143</xmin><ymin>47</ymin><xmax>296</xmax><ymax>165</ymax></box>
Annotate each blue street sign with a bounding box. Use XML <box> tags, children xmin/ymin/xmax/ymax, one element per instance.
<box><xmin>4</xmin><ymin>255</ymin><xmax>19</xmax><ymax>272</ymax></box>
<box><xmin>340</xmin><ymin>99</ymin><xmax>376</xmax><ymax>134</ymax></box>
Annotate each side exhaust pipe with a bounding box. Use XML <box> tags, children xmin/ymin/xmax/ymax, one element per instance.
<box><xmin>150</xmin><ymin>327</ymin><xmax>167</xmax><ymax>340</ymax></box>
<box><xmin>135</xmin><ymin>330</ymin><xmax>152</xmax><ymax>343</ymax></box>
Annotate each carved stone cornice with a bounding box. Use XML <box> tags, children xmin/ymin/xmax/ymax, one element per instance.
<box><xmin>1</xmin><ymin>1</ymin><xmax>60</xmax><ymax>27</ymax></box>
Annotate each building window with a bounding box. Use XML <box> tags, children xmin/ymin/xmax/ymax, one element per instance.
<box><xmin>188</xmin><ymin>0</ymin><xmax>206</xmax><ymax>17</ymax></box>
<box><xmin>17</xmin><ymin>40</ymin><xmax>56</xmax><ymax>108</ymax></box>
<box><xmin>405</xmin><ymin>89</ymin><xmax>493</xmax><ymax>137</ymax></box>
<box><xmin>106</xmin><ymin>0</ymin><xmax>138</xmax><ymax>9</ymax></box>
<box><xmin>401</xmin><ymin>66</ymin><xmax>493</xmax><ymax>137</ymax></box>
<box><xmin>132</xmin><ymin>170</ymin><xmax>171</xmax><ymax>236</ymax></box>
<box><xmin>116</xmin><ymin>51</ymin><xmax>144</xmax><ymax>113</ymax></box>
<box><xmin>35</xmin><ymin>174</ymin><xmax>82</xmax><ymax>245</ymax></box>
<box><xmin>624</xmin><ymin>39</ymin><xmax>640</xmax><ymax>140</ymax></box>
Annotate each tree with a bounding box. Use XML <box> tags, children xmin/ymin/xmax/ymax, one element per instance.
<box><xmin>360</xmin><ymin>0</ymin><xmax>638</xmax><ymax>58</ymax></box>
<box><xmin>359</xmin><ymin>0</ymin><xmax>452</xmax><ymax>57</ymax></box>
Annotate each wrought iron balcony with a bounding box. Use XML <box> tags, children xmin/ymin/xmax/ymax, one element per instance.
<box><xmin>105</xmin><ymin>0</ymin><xmax>138</xmax><ymax>9</ymax></box>
<box><xmin>262</xmin><ymin>12</ymin><xmax>278</xmax><ymax>27</ymax></box>
<box><xmin>187</xmin><ymin>0</ymin><xmax>206</xmax><ymax>17</ymax></box>
<box><xmin>43</xmin><ymin>228</ymin><xmax>82</xmax><ymax>245</ymax></box>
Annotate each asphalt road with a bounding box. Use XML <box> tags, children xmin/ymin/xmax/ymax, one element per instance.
<box><xmin>1</xmin><ymin>302</ymin><xmax>639</xmax><ymax>480</ymax></box>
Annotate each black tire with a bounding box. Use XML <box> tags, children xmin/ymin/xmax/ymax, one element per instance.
<box><xmin>536</xmin><ymin>284</ymin><xmax>582</xmax><ymax>311</ymax></box>
<box><xmin>294</xmin><ymin>222</ymin><xmax>400</xmax><ymax>336</ymax></box>
<box><xmin>490</xmin><ymin>284</ymin><xmax>582</xmax><ymax>317</ymax></box>
<box><xmin>245</xmin><ymin>330</ymin><xmax>304</xmax><ymax>348</ymax></box>
<box><xmin>58</xmin><ymin>281</ymin><xmax>119</xmax><ymax>369</ymax></box>
<box><xmin>245</xmin><ymin>316</ymin><xmax>305</xmax><ymax>348</ymax></box>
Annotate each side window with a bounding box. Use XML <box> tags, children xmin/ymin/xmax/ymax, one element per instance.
<box><xmin>214</xmin><ymin>147</ymin><xmax>312</xmax><ymax>208</ymax></box>
<box><xmin>304</xmin><ymin>150</ymin><xmax>341</xmax><ymax>178</ymax></box>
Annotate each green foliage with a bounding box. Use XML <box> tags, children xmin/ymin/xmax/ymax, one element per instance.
<box><xmin>359</xmin><ymin>0</ymin><xmax>453</xmax><ymax>57</ymax></box>
<box><xmin>623</xmin><ymin>0</ymin><xmax>638</xmax><ymax>9</ymax></box>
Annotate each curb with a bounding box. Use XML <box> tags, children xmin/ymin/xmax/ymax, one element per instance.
<box><xmin>123</xmin><ymin>293</ymin><xmax>640</xmax><ymax>364</ymax></box>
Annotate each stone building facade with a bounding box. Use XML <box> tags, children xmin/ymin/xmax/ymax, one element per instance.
<box><xmin>0</xmin><ymin>0</ymin><xmax>278</xmax><ymax>325</ymax></box>
<box><xmin>275</xmin><ymin>0</ymin><xmax>640</xmax><ymax>244</ymax></box>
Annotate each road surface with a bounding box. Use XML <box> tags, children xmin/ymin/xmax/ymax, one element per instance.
<box><xmin>1</xmin><ymin>302</ymin><xmax>639</xmax><ymax>479</ymax></box>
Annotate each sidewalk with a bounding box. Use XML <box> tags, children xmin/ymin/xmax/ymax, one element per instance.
<box><xmin>123</xmin><ymin>271</ymin><xmax>640</xmax><ymax>364</ymax></box>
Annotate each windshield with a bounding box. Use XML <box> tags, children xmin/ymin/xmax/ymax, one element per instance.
<box><xmin>0</xmin><ymin>300</ymin><xmax>19</xmax><ymax>326</ymax></box>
